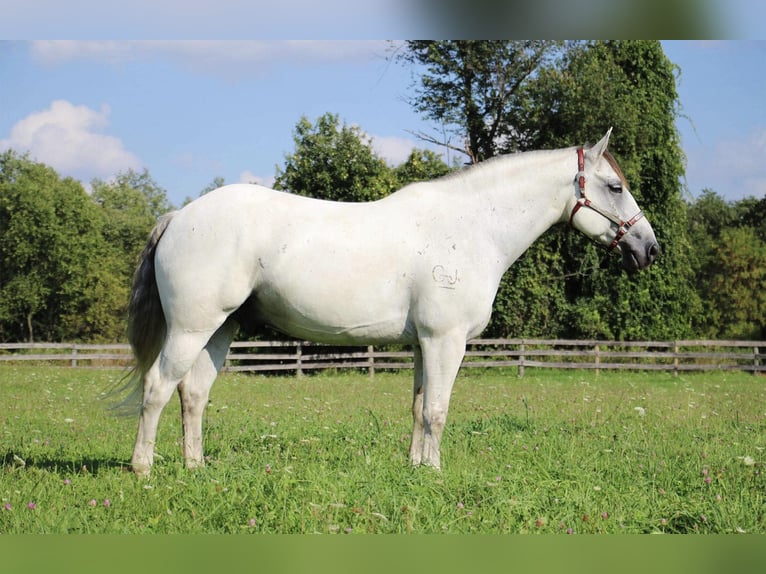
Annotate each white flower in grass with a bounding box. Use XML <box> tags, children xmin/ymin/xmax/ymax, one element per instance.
<box><xmin>634</xmin><ymin>406</ymin><xmax>646</xmax><ymax>417</ymax></box>
<box><xmin>742</xmin><ymin>456</ymin><xmax>755</xmax><ymax>467</ymax></box>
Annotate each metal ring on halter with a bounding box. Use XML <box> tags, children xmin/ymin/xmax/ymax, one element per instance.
<box><xmin>569</xmin><ymin>148</ymin><xmax>644</xmax><ymax>255</ymax></box>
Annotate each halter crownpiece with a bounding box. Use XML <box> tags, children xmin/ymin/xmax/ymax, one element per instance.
<box><xmin>569</xmin><ymin>147</ymin><xmax>644</xmax><ymax>254</ymax></box>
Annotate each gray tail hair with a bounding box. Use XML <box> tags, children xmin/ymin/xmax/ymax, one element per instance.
<box><xmin>111</xmin><ymin>211</ymin><xmax>176</xmax><ymax>414</ymax></box>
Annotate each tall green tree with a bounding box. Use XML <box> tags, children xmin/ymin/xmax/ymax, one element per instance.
<box><xmin>525</xmin><ymin>40</ymin><xmax>699</xmax><ymax>340</ymax></box>
<box><xmin>88</xmin><ymin>169</ymin><xmax>175</xmax><ymax>341</ymax></box>
<box><xmin>91</xmin><ymin>169</ymin><xmax>174</xmax><ymax>279</ymax></box>
<box><xmin>396</xmin><ymin>41</ymin><xmax>564</xmax><ymax>163</ymax></box>
<box><xmin>708</xmin><ymin>227</ymin><xmax>766</xmax><ymax>339</ymax></box>
<box><xmin>0</xmin><ymin>151</ymin><xmax>123</xmax><ymax>341</ymax></box>
<box><xmin>274</xmin><ymin>113</ymin><xmax>396</xmax><ymax>202</ymax></box>
<box><xmin>732</xmin><ymin>195</ymin><xmax>766</xmax><ymax>243</ymax></box>
<box><xmin>687</xmin><ymin>190</ymin><xmax>766</xmax><ymax>338</ymax></box>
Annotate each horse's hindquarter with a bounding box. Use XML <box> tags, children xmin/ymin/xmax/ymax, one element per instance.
<box><xmin>157</xmin><ymin>184</ymin><xmax>503</xmax><ymax>344</ymax></box>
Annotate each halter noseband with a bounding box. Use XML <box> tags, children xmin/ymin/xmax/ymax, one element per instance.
<box><xmin>569</xmin><ymin>147</ymin><xmax>644</xmax><ymax>253</ymax></box>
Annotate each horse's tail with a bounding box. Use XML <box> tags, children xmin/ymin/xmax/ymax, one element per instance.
<box><xmin>113</xmin><ymin>211</ymin><xmax>176</xmax><ymax>414</ymax></box>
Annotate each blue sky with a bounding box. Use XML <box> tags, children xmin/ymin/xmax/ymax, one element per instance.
<box><xmin>1</xmin><ymin>40</ymin><xmax>764</xmax><ymax>207</ymax></box>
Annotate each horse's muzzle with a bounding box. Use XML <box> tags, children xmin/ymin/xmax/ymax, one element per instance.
<box><xmin>622</xmin><ymin>239</ymin><xmax>660</xmax><ymax>271</ymax></box>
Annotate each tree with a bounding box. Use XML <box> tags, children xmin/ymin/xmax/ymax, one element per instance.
<box><xmin>87</xmin><ymin>169</ymin><xmax>175</xmax><ymax>341</ymax></box>
<box><xmin>687</xmin><ymin>190</ymin><xmax>766</xmax><ymax>338</ymax></box>
<box><xmin>396</xmin><ymin>41</ymin><xmax>564</xmax><ymax>163</ymax></box>
<box><xmin>393</xmin><ymin>148</ymin><xmax>453</xmax><ymax>187</ymax></box>
<box><xmin>708</xmin><ymin>227</ymin><xmax>766</xmax><ymax>339</ymax></box>
<box><xmin>91</xmin><ymin>169</ymin><xmax>174</xmax><ymax>278</ymax></box>
<box><xmin>0</xmin><ymin>151</ymin><xmax>122</xmax><ymax>341</ymax></box>
<box><xmin>522</xmin><ymin>41</ymin><xmax>700</xmax><ymax>340</ymax></box>
<box><xmin>274</xmin><ymin>113</ymin><xmax>396</xmax><ymax>202</ymax></box>
<box><xmin>733</xmin><ymin>195</ymin><xmax>766</xmax><ymax>243</ymax></box>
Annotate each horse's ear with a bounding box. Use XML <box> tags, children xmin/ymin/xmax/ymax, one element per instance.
<box><xmin>585</xmin><ymin>127</ymin><xmax>613</xmax><ymax>162</ymax></box>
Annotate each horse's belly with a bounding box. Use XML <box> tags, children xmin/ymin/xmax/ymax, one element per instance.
<box><xmin>249</xmin><ymin>269</ymin><xmax>416</xmax><ymax>345</ymax></box>
<box><xmin>253</xmin><ymin>295</ymin><xmax>414</xmax><ymax>344</ymax></box>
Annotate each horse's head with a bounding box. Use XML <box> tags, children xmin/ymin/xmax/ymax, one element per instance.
<box><xmin>568</xmin><ymin>128</ymin><xmax>659</xmax><ymax>271</ymax></box>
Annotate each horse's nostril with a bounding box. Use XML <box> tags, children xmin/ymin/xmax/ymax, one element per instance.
<box><xmin>647</xmin><ymin>242</ymin><xmax>660</xmax><ymax>263</ymax></box>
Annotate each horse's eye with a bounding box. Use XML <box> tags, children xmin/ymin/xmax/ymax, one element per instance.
<box><xmin>608</xmin><ymin>182</ymin><xmax>623</xmax><ymax>193</ymax></box>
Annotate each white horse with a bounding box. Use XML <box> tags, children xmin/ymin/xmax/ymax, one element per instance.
<box><xmin>125</xmin><ymin>129</ymin><xmax>658</xmax><ymax>476</ymax></box>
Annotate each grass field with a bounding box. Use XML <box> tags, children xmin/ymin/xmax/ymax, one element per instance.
<box><xmin>1</xmin><ymin>364</ymin><xmax>765</xmax><ymax>534</ymax></box>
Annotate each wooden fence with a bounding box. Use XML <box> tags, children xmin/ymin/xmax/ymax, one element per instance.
<box><xmin>0</xmin><ymin>339</ymin><xmax>763</xmax><ymax>376</ymax></box>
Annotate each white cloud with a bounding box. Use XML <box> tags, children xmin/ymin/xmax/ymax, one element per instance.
<box><xmin>371</xmin><ymin>134</ymin><xmax>420</xmax><ymax>166</ymax></box>
<box><xmin>0</xmin><ymin>99</ymin><xmax>141</xmax><ymax>181</ymax></box>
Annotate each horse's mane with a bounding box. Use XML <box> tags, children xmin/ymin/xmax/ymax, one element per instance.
<box><xmin>425</xmin><ymin>145</ymin><xmax>629</xmax><ymax>190</ymax></box>
<box><xmin>601</xmin><ymin>150</ymin><xmax>629</xmax><ymax>188</ymax></box>
<box><xmin>436</xmin><ymin>147</ymin><xmax>572</xmax><ymax>184</ymax></box>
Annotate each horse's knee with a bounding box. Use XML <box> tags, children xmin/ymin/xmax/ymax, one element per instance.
<box><xmin>142</xmin><ymin>379</ymin><xmax>176</xmax><ymax>412</ymax></box>
<box><xmin>179</xmin><ymin>383</ymin><xmax>209</xmax><ymax>416</ymax></box>
<box><xmin>423</xmin><ymin>406</ymin><xmax>448</xmax><ymax>433</ymax></box>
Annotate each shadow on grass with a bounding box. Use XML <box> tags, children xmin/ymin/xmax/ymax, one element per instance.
<box><xmin>1</xmin><ymin>451</ymin><xmax>129</xmax><ymax>476</ymax></box>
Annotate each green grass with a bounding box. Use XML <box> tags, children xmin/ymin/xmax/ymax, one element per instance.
<box><xmin>1</xmin><ymin>364</ymin><xmax>765</xmax><ymax>533</ymax></box>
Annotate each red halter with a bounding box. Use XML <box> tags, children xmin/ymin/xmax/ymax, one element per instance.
<box><xmin>569</xmin><ymin>148</ymin><xmax>644</xmax><ymax>253</ymax></box>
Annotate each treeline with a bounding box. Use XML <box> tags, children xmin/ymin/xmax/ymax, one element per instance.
<box><xmin>1</xmin><ymin>41</ymin><xmax>763</xmax><ymax>343</ymax></box>
<box><xmin>0</xmin><ymin>157</ymin><xmax>171</xmax><ymax>342</ymax></box>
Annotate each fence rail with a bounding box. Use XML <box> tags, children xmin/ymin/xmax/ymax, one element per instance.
<box><xmin>0</xmin><ymin>339</ymin><xmax>763</xmax><ymax>376</ymax></box>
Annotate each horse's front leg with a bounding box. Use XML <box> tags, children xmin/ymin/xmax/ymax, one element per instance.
<box><xmin>409</xmin><ymin>345</ymin><xmax>425</xmax><ymax>465</ymax></box>
<box><xmin>414</xmin><ymin>331</ymin><xmax>467</xmax><ymax>470</ymax></box>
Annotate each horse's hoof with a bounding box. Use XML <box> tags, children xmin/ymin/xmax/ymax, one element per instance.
<box><xmin>132</xmin><ymin>463</ymin><xmax>152</xmax><ymax>478</ymax></box>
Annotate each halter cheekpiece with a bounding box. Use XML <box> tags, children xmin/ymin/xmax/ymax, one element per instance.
<box><xmin>569</xmin><ymin>147</ymin><xmax>644</xmax><ymax>253</ymax></box>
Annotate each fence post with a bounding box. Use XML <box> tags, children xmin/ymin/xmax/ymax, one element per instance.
<box><xmin>71</xmin><ymin>345</ymin><xmax>78</xmax><ymax>368</ymax></box>
<box><xmin>518</xmin><ymin>341</ymin><xmax>525</xmax><ymax>378</ymax></box>
<box><xmin>368</xmin><ymin>345</ymin><xmax>375</xmax><ymax>378</ymax></box>
<box><xmin>594</xmin><ymin>344</ymin><xmax>600</xmax><ymax>377</ymax></box>
<box><xmin>755</xmin><ymin>346</ymin><xmax>760</xmax><ymax>374</ymax></box>
<box><xmin>673</xmin><ymin>341</ymin><xmax>679</xmax><ymax>376</ymax></box>
<box><xmin>296</xmin><ymin>342</ymin><xmax>303</xmax><ymax>378</ymax></box>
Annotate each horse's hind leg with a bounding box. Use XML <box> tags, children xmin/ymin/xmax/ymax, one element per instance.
<box><xmin>131</xmin><ymin>329</ymin><xmax>220</xmax><ymax>477</ymax></box>
<box><xmin>177</xmin><ymin>318</ymin><xmax>237</xmax><ymax>469</ymax></box>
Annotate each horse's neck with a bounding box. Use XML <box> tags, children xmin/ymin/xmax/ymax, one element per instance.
<box><xmin>447</xmin><ymin>149</ymin><xmax>573</xmax><ymax>271</ymax></box>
